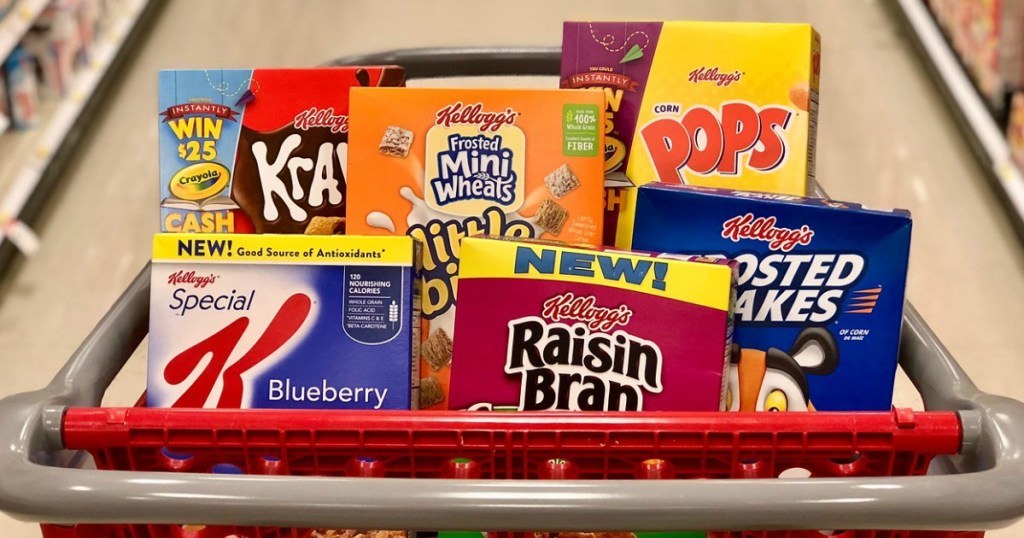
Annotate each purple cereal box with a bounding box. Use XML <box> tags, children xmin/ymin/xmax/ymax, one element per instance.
<box><xmin>448</xmin><ymin>236</ymin><xmax>736</xmax><ymax>411</ymax></box>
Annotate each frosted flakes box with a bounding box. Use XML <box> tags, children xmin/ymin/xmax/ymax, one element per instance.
<box><xmin>561</xmin><ymin>21</ymin><xmax>821</xmax><ymax>247</ymax></box>
<box><xmin>346</xmin><ymin>88</ymin><xmax>606</xmax><ymax>409</ymax></box>
<box><xmin>158</xmin><ymin>67</ymin><xmax>405</xmax><ymax>234</ymax></box>
<box><xmin>148</xmin><ymin>234</ymin><xmax>419</xmax><ymax>409</ymax></box>
<box><xmin>448</xmin><ymin>236</ymin><xmax>735</xmax><ymax>412</ymax></box>
<box><xmin>632</xmin><ymin>184</ymin><xmax>912</xmax><ymax>411</ymax></box>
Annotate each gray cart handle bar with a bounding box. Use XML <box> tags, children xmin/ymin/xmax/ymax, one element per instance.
<box><xmin>0</xmin><ymin>48</ymin><xmax>1021</xmax><ymax>532</ymax></box>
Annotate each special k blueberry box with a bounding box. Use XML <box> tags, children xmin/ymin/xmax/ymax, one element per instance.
<box><xmin>633</xmin><ymin>184</ymin><xmax>912</xmax><ymax>411</ymax></box>
<box><xmin>347</xmin><ymin>88</ymin><xmax>607</xmax><ymax>409</ymax></box>
<box><xmin>147</xmin><ymin>234</ymin><xmax>420</xmax><ymax>409</ymax></box>
<box><xmin>158</xmin><ymin>67</ymin><xmax>405</xmax><ymax>235</ymax></box>
<box><xmin>562</xmin><ymin>21</ymin><xmax>821</xmax><ymax>246</ymax></box>
<box><xmin>448</xmin><ymin>236</ymin><xmax>736</xmax><ymax>412</ymax></box>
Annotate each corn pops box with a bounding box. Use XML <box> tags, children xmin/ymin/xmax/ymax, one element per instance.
<box><xmin>158</xmin><ymin>67</ymin><xmax>405</xmax><ymax>235</ymax></box>
<box><xmin>632</xmin><ymin>184</ymin><xmax>912</xmax><ymax>411</ymax></box>
<box><xmin>148</xmin><ymin>234</ymin><xmax>420</xmax><ymax>410</ymax></box>
<box><xmin>561</xmin><ymin>21</ymin><xmax>821</xmax><ymax>247</ymax></box>
<box><xmin>347</xmin><ymin>88</ymin><xmax>607</xmax><ymax>409</ymax></box>
<box><xmin>448</xmin><ymin>236</ymin><xmax>736</xmax><ymax>412</ymax></box>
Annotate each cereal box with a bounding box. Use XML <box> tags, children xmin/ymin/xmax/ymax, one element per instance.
<box><xmin>561</xmin><ymin>21</ymin><xmax>821</xmax><ymax>247</ymax></box>
<box><xmin>632</xmin><ymin>184</ymin><xmax>912</xmax><ymax>411</ymax></box>
<box><xmin>4</xmin><ymin>46</ymin><xmax>40</xmax><ymax>130</ymax></box>
<box><xmin>448</xmin><ymin>236</ymin><xmax>736</xmax><ymax>412</ymax></box>
<box><xmin>158</xmin><ymin>67</ymin><xmax>405</xmax><ymax>234</ymax></box>
<box><xmin>346</xmin><ymin>88</ymin><xmax>607</xmax><ymax>409</ymax></box>
<box><xmin>148</xmin><ymin>234</ymin><xmax>420</xmax><ymax>410</ymax></box>
<box><xmin>1008</xmin><ymin>91</ymin><xmax>1024</xmax><ymax>171</ymax></box>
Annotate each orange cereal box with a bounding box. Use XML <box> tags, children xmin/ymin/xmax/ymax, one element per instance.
<box><xmin>562</xmin><ymin>21</ymin><xmax>821</xmax><ymax>247</ymax></box>
<box><xmin>347</xmin><ymin>88</ymin><xmax>606</xmax><ymax>409</ymax></box>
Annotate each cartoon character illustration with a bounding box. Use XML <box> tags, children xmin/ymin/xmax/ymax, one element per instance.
<box><xmin>726</xmin><ymin>327</ymin><xmax>839</xmax><ymax>412</ymax></box>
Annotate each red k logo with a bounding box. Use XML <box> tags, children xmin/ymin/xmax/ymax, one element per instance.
<box><xmin>163</xmin><ymin>293</ymin><xmax>312</xmax><ymax>407</ymax></box>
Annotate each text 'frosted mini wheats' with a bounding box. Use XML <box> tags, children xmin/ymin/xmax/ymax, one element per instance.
<box><xmin>448</xmin><ymin>236</ymin><xmax>736</xmax><ymax>412</ymax></box>
<box><xmin>147</xmin><ymin>234</ymin><xmax>420</xmax><ymax>410</ymax></box>
<box><xmin>346</xmin><ymin>88</ymin><xmax>607</xmax><ymax>409</ymax></box>
<box><xmin>561</xmin><ymin>21</ymin><xmax>821</xmax><ymax>246</ymax></box>
<box><xmin>158</xmin><ymin>67</ymin><xmax>405</xmax><ymax>234</ymax></box>
<box><xmin>632</xmin><ymin>184</ymin><xmax>912</xmax><ymax>411</ymax></box>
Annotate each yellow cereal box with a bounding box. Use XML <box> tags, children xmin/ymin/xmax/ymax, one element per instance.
<box><xmin>562</xmin><ymin>21</ymin><xmax>821</xmax><ymax>247</ymax></box>
<box><xmin>347</xmin><ymin>88</ymin><xmax>606</xmax><ymax>409</ymax></box>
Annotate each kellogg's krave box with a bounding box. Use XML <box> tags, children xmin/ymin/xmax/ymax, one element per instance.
<box><xmin>448</xmin><ymin>236</ymin><xmax>736</xmax><ymax>412</ymax></box>
<box><xmin>148</xmin><ymin>233</ymin><xmax>420</xmax><ymax>410</ymax></box>
<box><xmin>562</xmin><ymin>21</ymin><xmax>820</xmax><ymax>246</ymax></box>
<box><xmin>632</xmin><ymin>184</ymin><xmax>911</xmax><ymax>411</ymax></box>
<box><xmin>346</xmin><ymin>88</ymin><xmax>607</xmax><ymax>409</ymax></box>
<box><xmin>158</xmin><ymin>68</ymin><xmax>405</xmax><ymax>235</ymax></box>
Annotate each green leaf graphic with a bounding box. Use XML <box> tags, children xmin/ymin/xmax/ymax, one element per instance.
<box><xmin>620</xmin><ymin>44</ymin><xmax>644</xmax><ymax>63</ymax></box>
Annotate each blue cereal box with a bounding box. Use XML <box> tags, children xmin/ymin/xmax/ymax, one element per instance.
<box><xmin>632</xmin><ymin>184</ymin><xmax>911</xmax><ymax>411</ymax></box>
<box><xmin>148</xmin><ymin>234</ymin><xmax>420</xmax><ymax>410</ymax></box>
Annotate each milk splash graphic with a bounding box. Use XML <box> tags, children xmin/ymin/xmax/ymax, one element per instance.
<box><xmin>366</xmin><ymin>186</ymin><xmax>542</xmax><ymax>328</ymax></box>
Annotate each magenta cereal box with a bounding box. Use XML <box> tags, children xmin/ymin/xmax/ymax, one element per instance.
<box><xmin>448</xmin><ymin>236</ymin><xmax>736</xmax><ymax>411</ymax></box>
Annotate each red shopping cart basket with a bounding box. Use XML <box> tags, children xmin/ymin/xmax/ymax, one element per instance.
<box><xmin>1</xmin><ymin>49</ymin><xmax>1021</xmax><ymax>538</ymax></box>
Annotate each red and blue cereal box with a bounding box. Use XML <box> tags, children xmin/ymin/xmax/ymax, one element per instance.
<box><xmin>448</xmin><ymin>235</ymin><xmax>736</xmax><ymax>411</ymax></box>
<box><xmin>632</xmin><ymin>184</ymin><xmax>912</xmax><ymax>411</ymax></box>
<box><xmin>158</xmin><ymin>67</ymin><xmax>405</xmax><ymax>234</ymax></box>
<box><xmin>148</xmin><ymin>234</ymin><xmax>420</xmax><ymax>410</ymax></box>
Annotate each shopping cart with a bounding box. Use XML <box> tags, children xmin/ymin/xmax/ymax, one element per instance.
<box><xmin>0</xmin><ymin>48</ymin><xmax>1021</xmax><ymax>538</ymax></box>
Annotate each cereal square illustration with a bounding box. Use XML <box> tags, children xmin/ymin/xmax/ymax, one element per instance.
<box><xmin>379</xmin><ymin>125</ymin><xmax>414</xmax><ymax>157</ymax></box>
<box><xmin>535</xmin><ymin>199</ymin><xmax>569</xmax><ymax>234</ymax></box>
<box><xmin>544</xmin><ymin>163</ymin><xmax>580</xmax><ymax>198</ymax></box>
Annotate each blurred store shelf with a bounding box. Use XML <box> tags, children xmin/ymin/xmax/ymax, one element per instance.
<box><xmin>0</xmin><ymin>0</ymin><xmax>162</xmax><ymax>271</ymax></box>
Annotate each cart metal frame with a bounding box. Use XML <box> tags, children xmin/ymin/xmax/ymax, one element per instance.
<box><xmin>0</xmin><ymin>48</ymin><xmax>1021</xmax><ymax>534</ymax></box>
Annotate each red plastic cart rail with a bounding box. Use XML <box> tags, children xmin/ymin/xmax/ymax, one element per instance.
<box><xmin>63</xmin><ymin>407</ymin><xmax>960</xmax><ymax>479</ymax></box>
<box><xmin>44</xmin><ymin>407</ymin><xmax>969</xmax><ymax>538</ymax></box>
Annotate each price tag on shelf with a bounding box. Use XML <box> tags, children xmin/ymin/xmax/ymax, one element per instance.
<box><xmin>35</xmin><ymin>144</ymin><xmax>51</xmax><ymax>161</ymax></box>
<box><xmin>995</xmin><ymin>159</ymin><xmax>1021</xmax><ymax>186</ymax></box>
<box><xmin>2</xmin><ymin>218</ymin><xmax>40</xmax><ymax>256</ymax></box>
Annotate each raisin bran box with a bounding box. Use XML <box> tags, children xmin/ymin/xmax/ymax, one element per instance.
<box><xmin>346</xmin><ymin>88</ymin><xmax>607</xmax><ymax>409</ymax></box>
<box><xmin>148</xmin><ymin>233</ymin><xmax>420</xmax><ymax>409</ymax></box>
<box><xmin>158</xmin><ymin>67</ymin><xmax>405</xmax><ymax>235</ymax></box>
<box><xmin>561</xmin><ymin>21</ymin><xmax>821</xmax><ymax>247</ymax></box>
<box><xmin>448</xmin><ymin>235</ymin><xmax>736</xmax><ymax>412</ymax></box>
<box><xmin>632</xmin><ymin>184</ymin><xmax>912</xmax><ymax>411</ymax></box>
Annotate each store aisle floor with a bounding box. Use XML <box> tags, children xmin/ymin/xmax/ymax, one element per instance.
<box><xmin>0</xmin><ymin>0</ymin><xmax>1022</xmax><ymax>536</ymax></box>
